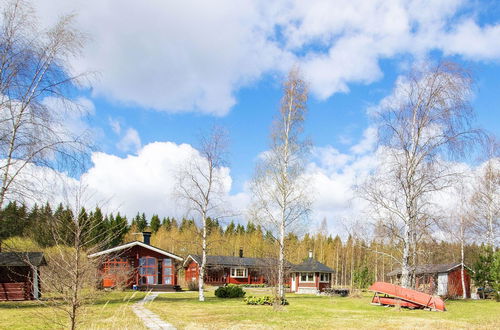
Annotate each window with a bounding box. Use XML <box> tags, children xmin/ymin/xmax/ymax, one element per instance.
<box><xmin>162</xmin><ymin>258</ymin><xmax>174</xmax><ymax>285</ymax></box>
<box><xmin>230</xmin><ymin>267</ymin><xmax>247</xmax><ymax>278</ymax></box>
<box><xmin>320</xmin><ymin>273</ymin><xmax>330</xmax><ymax>282</ymax></box>
<box><xmin>139</xmin><ymin>257</ymin><xmax>157</xmax><ymax>285</ymax></box>
<box><xmin>300</xmin><ymin>272</ymin><xmax>314</xmax><ymax>282</ymax></box>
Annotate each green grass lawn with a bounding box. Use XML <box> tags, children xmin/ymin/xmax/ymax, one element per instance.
<box><xmin>1</xmin><ymin>289</ymin><xmax>499</xmax><ymax>329</ymax></box>
<box><xmin>147</xmin><ymin>288</ymin><xmax>500</xmax><ymax>329</ymax></box>
<box><xmin>0</xmin><ymin>291</ymin><xmax>148</xmax><ymax>329</ymax></box>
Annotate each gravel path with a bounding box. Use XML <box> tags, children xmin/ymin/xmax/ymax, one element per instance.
<box><xmin>132</xmin><ymin>292</ymin><xmax>176</xmax><ymax>330</ymax></box>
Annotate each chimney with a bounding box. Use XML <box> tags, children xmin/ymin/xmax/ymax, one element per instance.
<box><xmin>308</xmin><ymin>250</ymin><xmax>313</xmax><ymax>259</ymax></box>
<box><xmin>142</xmin><ymin>232</ymin><xmax>151</xmax><ymax>245</ymax></box>
<box><xmin>239</xmin><ymin>248</ymin><xmax>243</xmax><ymax>258</ymax></box>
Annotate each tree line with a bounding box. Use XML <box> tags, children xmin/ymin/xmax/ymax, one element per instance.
<box><xmin>1</xmin><ymin>200</ymin><xmax>491</xmax><ymax>290</ymax></box>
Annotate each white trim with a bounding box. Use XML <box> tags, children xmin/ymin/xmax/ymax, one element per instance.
<box><xmin>299</xmin><ymin>272</ymin><xmax>315</xmax><ymax>283</ymax></box>
<box><xmin>88</xmin><ymin>241</ymin><xmax>183</xmax><ymax>261</ymax></box>
<box><xmin>33</xmin><ymin>267</ymin><xmax>39</xmax><ymax>299</ymax></box>
<box><xmin>182</xmin><ymin>254</ymin><xmax>200</xmax><ymax>268</ymax></box>
<box><xmin>230</xmin><ymin>267</ymin><xmax>248</xmax><ymax>278</ymax></box>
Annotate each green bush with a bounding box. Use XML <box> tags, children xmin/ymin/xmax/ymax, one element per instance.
<box><xmin>244</xmin><ymin>295</ymin><xmax>289</xmax><ymax>306</ymax></box>
<box><xmin>214</xmin><ymin>284</ymin><xmax>246</xmax><ymax>298</ymax></box>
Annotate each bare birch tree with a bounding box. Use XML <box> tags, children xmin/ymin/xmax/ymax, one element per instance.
<box><xmin>31</xmin><ymin>182</ymin><xmax>123</xmax><ymax>330</ymax></box>
<box><xmin>176</xmin><ymin>126</ymin><xmax>229</xmax><ymax>302</ymax></box>
<box><xmin>440</xmin><ymin>179</ymin><xmax>475</xmax><ymax>299</ymax></box>
<box><xmin>361</xmin><ymin>61</ymin><xmax>477</xmax><ymax>288</ymax></box>
<box><xmin>470</xmin><ymin>135</ymin><xmax>499</xmax><ymax>247</ymax></box>
<box><xmin>0</xmin><ymin>0</ymin><xmax>89</xmax><ymax>210</ymax></box>
<box><xmin>251</xmin><ymin>68</ymin><xmax>311</xmax><ymax>301</ymax></box>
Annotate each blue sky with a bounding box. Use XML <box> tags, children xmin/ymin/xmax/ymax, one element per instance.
<box><xmin>32</xmin><ymin>0</ymin><xmax>500</xmax><ymax>231</ymax></box>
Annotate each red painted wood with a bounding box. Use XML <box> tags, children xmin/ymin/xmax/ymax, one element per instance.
<box><xmin>369</xmin><ymin>282</ymin><xmax>446</xmax><ymax>311</ymax></box>
<box><xmin>447</xmin><ymin>267</ymin><xmax>471</xmax><ymax>298</ymax></box>
<box><xmin>0</xmin><ymin>282</ymin><xmax>31</xmax><ymax>301</ymax></box>
<box><xmin>98</xmin><ymin>245</ymin><xmax>179</xmax><ymax>288</ymax></box>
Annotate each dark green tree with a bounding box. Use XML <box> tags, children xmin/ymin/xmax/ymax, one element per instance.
<box><xmin>150</xmin><ymin>214</ymin><xmax>161</xmax><ymax>233</ymax></box>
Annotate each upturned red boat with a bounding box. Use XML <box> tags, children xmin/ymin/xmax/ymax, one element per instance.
<box><xmin>368</xmin><ymin>282</ymin><xmax>446</xmax><ymax>311</ymax></box>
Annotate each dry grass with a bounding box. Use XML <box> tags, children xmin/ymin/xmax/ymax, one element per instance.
<box><xmin>0</xmin><ymin>291</ymin><xmax>148</xmax><ymax>329</ymax></box>
<box><xmin>147</xmin><ymin>288</ymin><xmax>500</xmax><ymax>329</ymax></box>
<box><xmin>1</xmin><ymin>289</ymin><xmax>499</xmax><ymax>329</ymax></box>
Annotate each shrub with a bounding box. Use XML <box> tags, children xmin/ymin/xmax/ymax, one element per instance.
<box><xmin>187</xmin><ymin>280</ymin><xmax>199</xmax><ymax>291</ymax></box>
<box><xmin>214</xmin><ymin>284</ymin><xmax>246</xmax><ymax>298</ymax></box>
<box><xmin>244</xmin><ymin>295</ymin><xmax>289</xmax><ymax>306</ymax></box>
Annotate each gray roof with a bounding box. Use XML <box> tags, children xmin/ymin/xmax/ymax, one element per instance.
<box><xmin>187</xmin><ymin>255</ymin><xmax>280</xmax><ymax>268</ymax></box>
<box><xmin>291</xmin><ymin>258</ymin><xmax>335</xmax><ymax>273</ymax></box>
<box><xmin>0</xmin><ymin>252</ymin><xmax>47</xmax><ymax>267</ymax></box>
<box><xmin>386</xmin><ymin>263</ymin><xmax>469</xmax><ymax>277</ymax></box>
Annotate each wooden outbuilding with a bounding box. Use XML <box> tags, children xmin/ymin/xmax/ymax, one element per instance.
<box><xmin>386</xmin><ymin>262</ymin><xmax>472</xmax><ymax>298</ymax></box>
<box><xmin>183</xmin><ymin>250</ymin><xmax>269</xmax><ymax>285</ymax></box>
<box><xmin>290</xmin><ymin>251</ymin><xmax>335</xmax><ymax>294</ymax></box>
<box><xmin>0</xmin><ymin>252</ymin><xmax>46</xmax><ymax>301</ymax></box>
<box><xmin>88</xmin><ymin>232</ymin><xmax>183</xmax><ymax>291</ymax></box>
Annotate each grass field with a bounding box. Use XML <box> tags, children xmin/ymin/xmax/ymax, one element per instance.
<box><xmin>1</xmin><ymin>288</ymin><xmax>499</xmax><ymax>329</ymax></box>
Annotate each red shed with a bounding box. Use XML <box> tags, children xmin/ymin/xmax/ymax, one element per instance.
<box><xmin>0</xmin><ymin>252</ymin><xmax>46</xmax><ymax>301</ymax></box>
<box><xmin>89</xmin><ymin>232</ymin><xmax>183</xmax><ymax>291</ymax></box>
<box><xmin>387</xmin><ymin>262</ymin><xmax>472</xmax><ymax>298</ymax></box>
<box><xmin>289</xmin><ymin>251</ymin><xmax>335</xmax><ymax>294</ymax></box>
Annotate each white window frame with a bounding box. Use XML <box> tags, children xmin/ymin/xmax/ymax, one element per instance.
<box><xmin>319</xmin><ymin>273</ymin><xmax>330</xmax><ymax>283</ymax></box>
<box><xmin>300</xmin><ymin>272</ymin><xmax>315</xmax><ymax>283</ymax></box>
<box><xmin>230</xmin><ymin>267</ymin><xmax>248</xmax><ymax>278</ymax></box>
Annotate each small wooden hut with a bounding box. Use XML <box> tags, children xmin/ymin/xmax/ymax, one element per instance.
<box><xmin>289</xmin><ymin>251</ymin><xmax>335</xmax><ymax>294</ymax></box>
<box><xmin>0</xmin><ymin>252</ymin><xmax>46</xmax><ymax>301</ymax></box>
<box><xmin>387</xmin><ymin>262</ymin><xmax>472</xmax><ymax>298</ymax></box>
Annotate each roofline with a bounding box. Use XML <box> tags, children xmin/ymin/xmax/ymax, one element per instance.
<box><xmin>444</xmin><ymin>262</ymin><xmax>474</xmax><ymax>273</ymax></box>
<box><xmin>387</xmin><ymin>262</ymin><xmax>474</xmax><ymax>276</ymax></box>
<box><xmin>182</xmin><ymin>254</ymin><xmax>199</xmax><ymax>267</ymax></box>
<box><xmin>88</xmin><ymin>241</ymin><xmax>183</xmax><ymax>261</ymax></box>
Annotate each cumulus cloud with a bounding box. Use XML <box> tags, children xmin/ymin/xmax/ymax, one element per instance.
<box><xmin>33</xmin><ymin>142</ymin><xmax>235</xmax><ymax>220</ymax></box>
<box><xmin>32</xmin><ymin>0</ymin><xmax>500</xmax><ymax>115</ymax></box>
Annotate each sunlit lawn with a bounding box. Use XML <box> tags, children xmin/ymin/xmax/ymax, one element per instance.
<box><xmin>148</xmin><ymin>288</ymin><xmax>500</xmax><ymax>329</ymax></box>
<box><xmin>0</xmin><ymin>291</ymin><xmax>148</xmax><ymax>329</ymax></box>
<box><xmin>1</xmin><ymin>288</ymin><xmax>499</xmax><ymax>329</ymax></box>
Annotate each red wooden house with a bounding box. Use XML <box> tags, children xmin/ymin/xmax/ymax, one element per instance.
<box><xmin>89</xmin><ymin>232</ymin><xmax>183</xmax><ymax>291</ymax></box>
<box><xmin>0</xmin><ymin>252</ymin><xmax>46</xmax><ymax>301</ymax></box>
<box><xmin>184</xmin><ymin>249</ymin><xmax>270</xmax><ymax>285</ymax></box>
<box><xmin>289</xmin><ymin>252</ymin><xmax>335</xmax><ymax>294</ymax></box>
<box><xmin>387</xmin><ymin>262</ymin><xmax>472</xmax><ymax>298</ymax></box>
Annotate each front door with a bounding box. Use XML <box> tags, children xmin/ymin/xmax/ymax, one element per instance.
<box><xmin>291</xmin><ymin>273</ymin><xmax>296</xmax><ymax>292</ymax></box>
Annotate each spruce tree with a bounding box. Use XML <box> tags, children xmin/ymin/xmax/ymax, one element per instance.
<box><xmin>150</xmin><ymin>214</ymin><xmax>161</xmax><ymax>233</ymax></box>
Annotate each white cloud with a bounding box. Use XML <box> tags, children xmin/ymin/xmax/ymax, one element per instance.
<box><xmin>350</xmin><ymin>126</ymin><xmax>377</xmax><ymax>155</ymax></box>
<box><xmin>116</xmin><ymin>128</ymin><xmax>142</xmax><ymax>154</ymax></box>
<box><xmin>81</xmin><ymin>142</ymin><xmax>235</xmax><ymax>220</ymax></box>
<box><xmin>31</xmin><ymin>0</ymin><xmax>500</xmax><ymax>115</ymax></box>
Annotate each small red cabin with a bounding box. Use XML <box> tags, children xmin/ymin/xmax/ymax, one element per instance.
<box><xmin>289</xmin><ymin>252</ymin><xmax>335</xmax><ymax>294</ymax></box>
<box><xmin>89</xmin><ymin>232</ymin><xmax>183</xmax><ymax>291</ymax></box>
<box><xmin>184</xmin><ymin>250</ymin><xmax>269</xmax><ymax>285</ymax></box>
<box><xmin>387</xmin><ymin>262</ymin><xmax>472</xmax><ymax>298</ymax></box>
<box><xmin>0</xmin><ymin>252</ymin><xmax>46</xmax><ymax>301</ymax></box>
